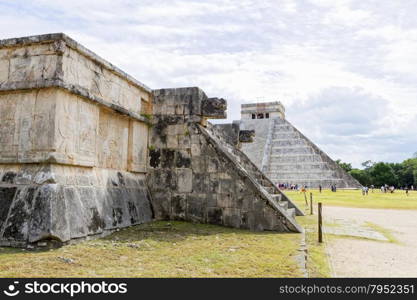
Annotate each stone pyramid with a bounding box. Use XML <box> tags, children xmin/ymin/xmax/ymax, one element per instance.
<box><xmin>239</xmin><ymin>102</ymin><xmax>362</xmax><ymax>189</ymax></box>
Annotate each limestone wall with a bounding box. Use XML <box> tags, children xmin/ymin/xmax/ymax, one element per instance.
<box><xmin>239</xmin><ymin>119</ymin><xmax>273</xmax><ymax>168</ymax></box>
<box><xmin>241</xmin><ymin>102</ymin><xmax>285</xmax><ymax>119</ymax></box>
<box><xmin>0</xmin><ymin>34</ymin><xmax>304</xmax><ymax>247</ymax></box>
<box><xmin>0</xmin><ymin>164</ymin><xmax>152</xmax><ymax>247</ymax></box>
<box><xmin>0</xmin><ymin>34</ymin><xmax>153</xmax><ymax>246</ymax></box>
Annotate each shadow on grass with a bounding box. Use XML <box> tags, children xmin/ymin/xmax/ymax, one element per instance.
<box><xmin>0</xmin><ymin>220</ymin><xmax>297</xmax><ymax>256</ymax></box>
<box><xmin>103</xmin><ymin>220</ymin><xmax>295</xmax><ymax>244</ymax></box>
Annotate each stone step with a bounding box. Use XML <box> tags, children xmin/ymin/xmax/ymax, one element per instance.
<box><xmin>286</xmin><ymin>208</ymin><xmax>296</xmax><ymax>219</ymax></box>
<box><xmin>269</xmin><ymin>175</ymin><xmax>337</xmax><ymax>180</ymax></box>
<box><xmin>278</xmin><ymin>200</ymin><xmax>288</xmax><ymax>210</ymax></box>
<box><xmin>268</xmin><ymin>161</ymin><xmax>324</xmax><ymax>167</ymax></box>
<box><xmin>262</xmin><ymin>186</ymin><xmax>275</xmax><ymax>194</ymax></box>
<box><xmin>269</xmin><ymin>162</ymin><xmax>327</xmax><ymax>167</ymax></box>
<box><xmin>270</xmin><ymin>147</ymin><xmax>316</xmax><ymax>155</ymax></box>
<box><xmin>272</xmin><ymin>132</ymin><xmax>300</xmax><ymax>139</ymax></box>
<box><xmin>269</xmin><ymin>154</ymin><xmax>323</xmax><ymax>163</ymax></box>
<box><xmin>272</xmin><ymin>125</ymin><xmax>296</xmax><ymax>131</ymax></box>
<box><xmin>268</xmin><ymin>170</ymin><xmax>336</xmax><ymax>176</ymax></box>
<box><xmin>271</xmin><ymin>194</ymin><xmax>282</xmax><ymax>202</ymax></box>
<box><xmin>259</xmin><ymin>179</ymin><xmax>273</xmax><ymax>187</ymax></box>
<box><xmin>268</xmin><ymin>163</ymin><xmax>329</xmax><ymax>171</ymax></box>
<box><xmin>273</xmin><ymin>118</ymin><xmax>288</xmax><ymax>124</ymax></box>
<box><xmin>267</xmin><ymin>177</ymin><xmax>345</xmax><ymax>182</ymax></box>
<box><xmin>271</xmin><ymin>139</ymin><xmax>308</xmax><ymax>146</ymax></box>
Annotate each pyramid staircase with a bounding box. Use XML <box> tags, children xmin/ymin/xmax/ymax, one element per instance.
<box><xmin>263</xmin><ymin>118</ymin><xmax>362</xmax><ymax>188</ymax></box>
<box><xmin>206</xmin><ymin>124</ymin><xmax>304</xmax><ymax>222</ymax></box>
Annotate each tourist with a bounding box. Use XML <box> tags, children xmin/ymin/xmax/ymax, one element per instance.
<box><xmin>319</xmin><ymin>185</ymin><xmax>322</xmax><ymax>193</ymax></box>
<box><xmin>362</xmin><ymin>186</ymin><xmax>369</xmax><ymax>196</ymax></box>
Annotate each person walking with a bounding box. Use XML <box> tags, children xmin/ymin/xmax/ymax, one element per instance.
<box><xmin>319</xmin><ymin>185</ymin><xmax>322</xmax><ymax>193</ymax></box>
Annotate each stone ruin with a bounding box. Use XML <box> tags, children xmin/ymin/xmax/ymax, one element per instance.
<box><xmin>238</xmin><ymin>102</ymin><xmax>362</xmax><ymax>189</ymax></box>
<box><xmin>0</xmin><ymin>33</ymin><xmax>303</xmax><ymax>247</ymax></box>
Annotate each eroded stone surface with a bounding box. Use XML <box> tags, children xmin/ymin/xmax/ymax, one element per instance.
<box><xmin>148</xmin><ymin>87</ymin><xmax>302</xmax><ymax>232</ymax></box>
<box><xmin>0</xmin><ymin>165</ymin><xmax>153</xmax><ymax>246</ymax></box>
<box><xmin>0</xmin><ymin>34</ymin><xmax>304</xmax><ymax>247</ymax></box>
<box><xmin>0</xmin><ymin>34</ymin><xmax>153</xmax><ymax>247</ymax></box>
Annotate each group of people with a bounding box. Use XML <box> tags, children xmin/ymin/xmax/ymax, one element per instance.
<box><xmin>277</xmin><ymin>183</ymin><xmax>301</xmax><ymax>190</ymax></box>
<box><xmin>380</xmin><ymin>185</ymin><xmax>395</xmax><ymax>194</ymax></box>
<box><xmin>360</xmin><ymin>184</ymin><xmax>415</xmax><ymax>196</ymax></box>
<box><xmin>275</xmin><ymin>183</ymin><xmax>325</xmax><ymax>193</ymax></box>
<box><xmin>275</xmin><ymin>182</ymin><xmax>414</xmax><ymax>196</ymax></box>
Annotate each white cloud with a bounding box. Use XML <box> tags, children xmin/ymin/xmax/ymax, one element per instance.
<box><xmin>1</xmin><ymin>0</ymin><xmax>417</xmax><ymax>166</ymax></box>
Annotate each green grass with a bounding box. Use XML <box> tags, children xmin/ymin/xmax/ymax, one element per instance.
<box><xmin>286</xmin><ymin>189</ymin><xmax>417</xmax><ymax>210</ymax></box>
<box><xmin>296</xmin><ymin>215</ymin><xmax>331</xmax><ymax>278</ymax></box>
<box><xmin>0</xmin><ymin>221</ymin><xmax>305</xmax><ymax>278</ymax></box>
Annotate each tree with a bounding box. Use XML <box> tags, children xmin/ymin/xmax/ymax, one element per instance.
<box><xmin>335</xmin><ymin>159</ymin><xmax>352</xmax><ymax>172</ymax></box>
<box><xmin>369</xmin><ymin>162</ymin><xmax>398</xmax><ymax>187</ymax></box>
<box><xmin>350</xmin><ymin>169</ymin><xmax>371</xmax><ymax>186</ymax></box>
<box><xmin>399</xmin><ymin>158</ymin><xmax>417</xmax><ymax>187</ymax></box>
<box><xmin>361</xmin><ymin>160</ymin><xmax>375</xmax><ymax>170</ymax></box>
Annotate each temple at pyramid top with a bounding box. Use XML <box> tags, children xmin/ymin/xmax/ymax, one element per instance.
<box><xmin>241</xmin><ymin>101</ymin><xmax>285</xmax><ymax>120</ymax></box>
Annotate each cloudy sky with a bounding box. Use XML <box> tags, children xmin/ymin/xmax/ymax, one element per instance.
<box><xmin>1</xmin><ymin>0</ymin><xmax>416</xmax><ymax>167</ymax></box>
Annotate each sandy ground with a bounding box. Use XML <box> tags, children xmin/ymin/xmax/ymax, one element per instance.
<box><xmin>323</xmin><ymin>206</ymin><xmax>417</xmax><ymax>277</ymax></box>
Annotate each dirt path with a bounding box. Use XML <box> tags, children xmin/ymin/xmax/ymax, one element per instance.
<box><xmin>323</xmin><ymin>206</ymin><xmax>417</xmax><ymax>277</ymax></box>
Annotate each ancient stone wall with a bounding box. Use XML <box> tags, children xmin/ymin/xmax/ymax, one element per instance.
<box><xmin>147</xmin><ymin>88</ymin><xmax>301</xmax><ymax>232</ymax></box>
<box><xmin>0</xmin><ymin>34</ymin><xmax>304</xmax><ymax>247</ymax></box>
<box><xmin>0</xmin><ymin>34</ymin><xmax>153</xmax><ymax>246</ymax></box>
<box><xmin>241</xmin><ymin>101</ymin><xmax>285</xmax><ymax>120</ymax></box>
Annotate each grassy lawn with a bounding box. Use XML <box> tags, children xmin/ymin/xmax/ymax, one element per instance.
<box><xmin>296</xmin><ymin>215</ymin><xmax>331</xmax><ymax>278</ymax></box>
<box><xmin>0</xmin><ymin>221</ymin><xmax>307</xmax><ymax>278</ymax></box>
<box><xmin>286</xmin><ymin>189</ymin><xmax>417</xmax><ymax>210</ymax></box>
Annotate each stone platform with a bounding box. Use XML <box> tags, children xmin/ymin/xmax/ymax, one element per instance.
<box><xmin>0</xmin><ymin>34</ymin><xmax>303</xmax><ymax>247</ymax></box>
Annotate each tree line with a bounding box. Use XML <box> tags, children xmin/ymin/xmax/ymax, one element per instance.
<box><xmin>336</xmin><ymin>153</ymin><xmax>417</xmax><ymax>188</ymax></box>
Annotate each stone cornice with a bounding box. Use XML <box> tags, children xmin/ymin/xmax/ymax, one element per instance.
<box><xmin>0</xmin><ymin>33</ymin><xmax>152</xmax><ymax>94</ymax></box>
<box><xmin>0</xmin><ymin>79</ymin><xmax>151</xmax><ymax>125</ymax></box>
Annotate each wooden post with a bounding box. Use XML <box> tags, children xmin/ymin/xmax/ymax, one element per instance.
<box><xmin>304</xmin><ymin>192</ymin><xmax>308</xmax><ymax>206</ymax></box>
<box><xmin>310</xmin><ymin>192</ymin><xmax>313</xmax><ymax>215</ymax></box>
<box><xmin>318</xmin><ymin>202</ymin><xmax>323</xmax><ymax>243</ymax></box>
